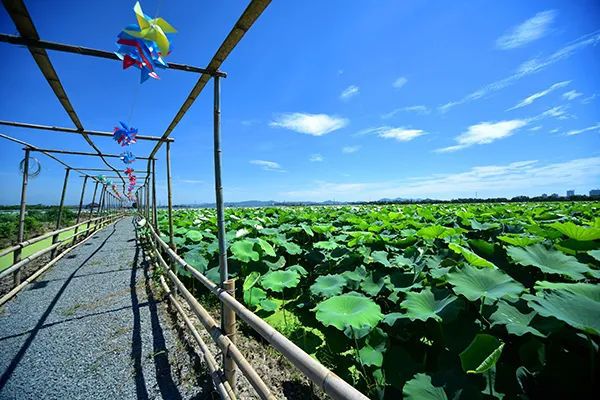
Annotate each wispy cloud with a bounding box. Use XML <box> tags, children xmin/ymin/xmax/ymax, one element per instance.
<box><xmin>250</xmin><ymin>160</ymin><xmax>285</xmax><ymax>172</ymax></box>
<box><xmin>309</xmin><ymin>154</ymin><xmax>324</xmax><ymax>162</ymax></box>
<box><xmin>581</xmin><ymin>94</ymin><xmax>597</xmax><ymax>104</ymax></box>
<box><xmin>562</xmin><ymin>90</ymin><xmax>583</xmax><ymax>101</ymax></box>
<box><xmin>496</xmin><ymin>10</ymin><xmax>557</xmax><ymax>50</ymax></box>
<box><xmin>508</xmin><ymin>80</ymin><xmax>570</xmax><ymax>110</ymax></box>
<box><xmin>279</xmin><ymin>157</ymin><xmax>600</xmax><ymax>201</ymax></box>
<box><xmin>440</xmin><ymin>30</ymin><xmax>600</xmax><ymax>112</ymax></box>
<box><xmin>340</xmin><ymin>85</ymin><xmax>359</xmax><ymax>100</ymax></box>
<box><xmin>392</xmin><ymin>77</ymin><xmax>408</xmax><ymax>89</ymax></box>
<box><xmin>179</xmin><ymin>179</ymin><xmax>205</xmax><ymax>184</ymax></box>
<box><xmin>566</xmin><ymin>123</ymin><xmax>600</xmax><ymax>136</ymax></box>
<box><xmin>358</xmin><ymin>126</ymin><xmax>427</xmax><ymax>142</ymax></box>
<box><xmin>436</xmin><ymin>119</ymin><xmax>527</xmax><ymax>153</ymax></box>
<box><xmin>270</xmin><ymin>113</ymin><xmax>348</xmax><ymax>136</ymax></box>
<box><xmin>529</xmin><ymin>125</ymin><xmax>542</xmax><ymax>131</ymax></box>
<box><xmin>342</xmin><ymin>145</ymin><xmax>361</xmax><ymax>154</ymax></box>
<box><xmin>382</xmin><ymin>105</ymin><xmax>430</xmax><ymax>119</ymax></box>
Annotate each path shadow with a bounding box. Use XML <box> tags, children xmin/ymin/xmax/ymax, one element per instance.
<box><xmin>0</xmin><ymin>222</ymin><xmax>119</xmax><ymax>389</ymax></box>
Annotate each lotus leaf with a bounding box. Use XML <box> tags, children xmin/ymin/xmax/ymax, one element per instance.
<box><xmin>460</xmin><ymin>334</ymin><xmax>504</xmax><ymax>374</ymax></box>
<box><xmin>400</xmin><ymin>288</ymin><xmax>457</xmax><ymax>322</ymax></box>
<box><xmin>447</xmin><ymin>265</ymin><xmax>524</xmax><ymax>301</ymax></box>
<box><xmin>310</xmin><ymin>274</ymin><xmax>348</xmax><ymax>297</ymax></box>
<box><xmin>489</xmin><ymin>300</ymin><xmax>545</xmax><ymax>337</ymax></box>
<box><xmin>313</xmin><ymin>292</ymin><xmax>383</xmax><ymax>331</ymax></box>
<box><xmin>230</xmin><ymin>240</ymin><xmax>259</xmax><ymax>262</ymax></box>
<box><xmin>507</xmin><ymin>244</ymin><xmax>592</xmax><ymax>280</ymax></box>
<box><xmin>261</xmin><ymin>270</ymin><xmax>300</xmax><ymax>292</ymax></box>
<box><xmin>550</xmin><ymin>222</ymin><xmax>600</xmax><ymax>241</ymax></box>
<box><xmin>403</xmin><ymin>373</ymin><xmax>448</xmax><ymax>400</ymax></box>
<box><xmin>448</xmin><ymin>243</ymin><xmax>496</xmax><ymax>268</ymax></box>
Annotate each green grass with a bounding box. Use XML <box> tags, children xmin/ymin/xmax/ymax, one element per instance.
<box><xmin>0</xmin><ymin>223</ymin><xmax>99</xmax><ymax>271</ymax></box>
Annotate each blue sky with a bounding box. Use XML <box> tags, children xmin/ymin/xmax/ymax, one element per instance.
<box><xmin>1</xmin><ymin>0</ymin><xmax>599</xmax><ymax>205</ymax></box>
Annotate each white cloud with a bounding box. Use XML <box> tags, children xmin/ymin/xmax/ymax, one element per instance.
<box><xmin>562</xmin><ymin>90</ymin><xmax>583</xmax><ymax>100</ymax></box>
<box><xmin>342</xmin><ymin>145</ymin><xmax>361</xmax><ymax>154</ymax></box>
<box><xmin>566</xmin><ymin>123</ymin><xmax>600</xmax><ymax>136</ymax></box>
<box><xmin>358</xmin><ymin>126</ymin><xmax>427</xmax><ymax>142</ymax></box>
<box><xmin>550</xmin><ymin>128</ymin><xmax>560</xmax><ymax>133</ymax></box>
<box><xmin>270</xmin><ymin>113</ymin><xmax>348</xmax><ymax>136</ymax></box>
<box><xmin>279</xmin><ymin>157</ymin><xmax>600</xmax><ymax>201</ymax></box>
<box><xmin>179</xmin><ymin>179</ymin><xmax>205</xmax><ymax>184</ymax></box>
<box><xmin>540</xmin><ymin>105</ymin><xmax>570</xmax><ymax>120</ymax></box>
<box><xmin>496</xmin><ymin>10</ymin><xmax>557</xmax><ymax>50</ymax></box>
<box><xmin>309</xmin><ymin>154</ymin><xmax>324</xmax><ymax>162</ymax></box>
<box><xmin>508</xmin><ymin>81</ymin><xmax>570</xmax><ymax>110</ymax></box>
<box><xmin>581</xmin><ymin>94</ymin><xmax>597</xmax><ymax>104</ymax></box>
<box><xmin>382</xmin><ymin>105</ymin><xmax>430</xmax><ymax>119</ymax></box>
<box><xmin>529</xmin><ymin>125</ymin><xmax>542</xmax><ymax>131</ymax></box>
<box><xmin>392</xmin><ymin>77</ymin><xmax>408</xmax><ymax>89</ymax></box>
<box><xmin>440</xmin><ymin>30</ymin><xmax>600</xmax><ymax>112</ymax></box>
<box><xmin>340</xmin><ymin>85</ymin><xmax>359</xmax><ymax>100</ymax></box>
<box><xmin>436</xmin><ymin>119</ymin><xmax>527</xmax><ymax>152</ymax></box>
<box><xmin>250</xmin><ymin>160</ymin><xmax>285</xmax><ymax>172</ymax></box>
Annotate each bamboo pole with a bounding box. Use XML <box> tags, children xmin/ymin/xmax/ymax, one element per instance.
<box><xmin>166</xmin><ymin>141</ymin><xmax>175</xmax><ymax>251</ymax></box>
<box><xmin>146</xmin><ymin>225</ymin><xmax>369</xmax><ymax>400</ymax></box>
<box><xmin>223</xmin><ymin>279</ymin><xmax>237</xmax><ymax>390</ymax></box>
<box><xmin>51</xmin><ymin>167</ymin><xmax>70</xmax><ymax>257</ymax></box>
<box><xmin>159</xmin><ymin>276</ymin><xmax>236</xmax><ymax>400</ymax></box>
<box><xmin>152</xmin><ymin>158</ymin><xmax>157</xmax><ymax>228</ymax></box>
<box><xmin>76</xmin><ymin>176</ymin><xmax>88</xmax><ymax>224</ymax></box>
<box><xmin>14</xmin><ymin>147</ymin><xmax>30</xmax><ymax>286</ymax></box>
<box><xmin>90</xmin><ymin>181</ymin><xmax>99</xmax><ymax>214</ymax></box>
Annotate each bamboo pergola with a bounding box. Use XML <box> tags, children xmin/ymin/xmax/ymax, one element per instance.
<box><xmin>0</xmin><ymin>1</ymin><xmax>370</xmax><ymax>399</ymax></box>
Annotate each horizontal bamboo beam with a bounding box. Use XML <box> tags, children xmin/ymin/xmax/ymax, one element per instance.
<box><xmin>145</xmin><ymin>222</ymin><xmax>369</xmax><ymax>400</ymax></box>
<box><xmin>159</xmin><ymin>276</ymin><xmax>236</xmax><ymax>400</ymax></box>
<box><xmin>0</xmin><ymin>120</ymin><xmax>174</xmax><ymax>142</ymax></box>
<box><xmin>27</xmin><ymin>148</ymin><xmax>154</xmax><ymax>160</ymax></box>
<box><xmin>0</xmin><ymin>34</ymin><xmax>226</xmax><ymax>77</ymax></box>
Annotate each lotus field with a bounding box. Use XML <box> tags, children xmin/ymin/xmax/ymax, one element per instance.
<box><xmin>156</xmin><ymin>202</ymin><xmax>600</xmax><ymax>399</ymax></box>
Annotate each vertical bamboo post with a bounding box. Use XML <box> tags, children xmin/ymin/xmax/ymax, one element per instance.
<box><xmin>152</xmin><ymin>158</ymin><xmax>158</xmax><ymax>229</ymax></box>
<box><xmin>51</xmin><ymin>167</ymin><xmax>70</xmax><ymax>257</ymax></box>
<box><xmin>90</xmin><ymin>180</ymin><xmax>99</xmax><ymax>227</ymax></box>
<box><xmin>223</xmin><ymin>279</ymin><xmax>237</xmax><ymax>390</ymax></box>
<box><xmin>14</xmin><ymin>148</ymin><xmax>30</xmax><ymax>286</ymax></box>
<box><xmin>166</xmin><ymin>141</ymin><xmax>175</xmax><ymax>251</ymax></box>
<box><xmin>96</xmin><ymin>186</ymin><xmax>105</xmax><ymax>220</ymax></box>
<box><xmin>76</xmin><ymin>176</ymin><xmax>88</xmax><ymax>224</ymax></box>
<box><xmin>213</xmin><ymin>75</ymin><xmax>235</xmax><ymax>390</ymax></box>
<box><xmin>145</xmin><ymin>184</ymin><xmax>150</xmax><ymax>222</ymax></box>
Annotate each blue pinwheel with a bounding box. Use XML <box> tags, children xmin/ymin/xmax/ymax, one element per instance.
<box><xmin>120</xmin><ymin>151</ymin><xmax>136</xmax><ymax>164</ymax></box>
<box><xmin>113</xmin><ymin>122</ymin><xmax>138</xmax><ymax>146</ymax></box>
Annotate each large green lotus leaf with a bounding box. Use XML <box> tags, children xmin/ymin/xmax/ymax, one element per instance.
<box><xmin>507</xmin><ymin>244</ymin><xmax>592</xmax><ymax>280</ymax></box>
<box><xmin>403</xmin><ymin>373</ymin><xmax>448</xmax><ymax>400</ymax></box>
<box><xmin>314</xmin><ymin>240</ymin><xmax>340</xmax><ymax>250</ymax></box>
<box><xmin>417</xmin><ymin>225</ymin><xmax>456</xmax><ymax>239</ymax></box>
<box><xmin>400</xmin><ymin>288</ymin><xmax>457</xmax><ymax>322</ymax></box>
<box><xmin>534</xmin><ymin>281</ymin><xmax>600</xmax><ymax>301</ymax></box>
<box><xmin>313</xmin><ymin>292</ymin><xmax>383</xmax><ymax>331</ymax></box>
<box><xmin>497</xmin><ymin>234</ymin><xmax>542</xmax><ymax>247</ymax></box>
<box><xmin>185</xmin><ymin>230</ymin><xmax>203</xmax><ymax>242</ymax></box>
<box><xmin>460</xmin><ymin>334</ymin><xmax>504</xmax><ymax>374</ymax></box>
<box><xmin>357</xmin><ymin>327</ymin><xmax>388</xmax><ymax>367</ymax></box>
<box><xmin>550</xmin><ymin>221</ymin><xmax>600</xmax><ymax>241</ymax></box>
<box><xmin>183</xmin><ymin>249</ymin><xmax>209</xmax><ymax>273</ymax></box>
<box><xmin>360</xmin><ymin>271</ymin><xmax>387</xmax><ymax>296</ymax></box>
<box><xmin>288</xmin><ymin>264</ymin><xmax>308</xmax><ymax>277</ymax></box>
<box><xmin>265</xmin><ymin>255</ymin><xmax>286</xmax><ymax>270</ymax></box>
<box><xmin>261</xmin><ymin>270</ymin><xmax>300</xmax><ymax>292</ymax></box>
<box><xmin>489</xmin><ymin>300</ymin><xmax>545</xmax><ymax>337</ymax></box>
<box><xmin>470</xmin><ymin>219</ymin><xmax>500</xmax><ymax>231</ymax></box>
<box><xmin>370</xmin><ymin>250</ymin><xmax>391</xmax><ymax>267</ymax></box>
<box><xmin>244</xmin><ymin>287</ymin><xmax>267</xmax><ymax>308</ymax></box>
<box><xmin>358</xmin><ymin>345</ymin><xmax>383</xmax><ymax>367</ymax></box>
<box><xmin>230</xmin><ymin>240</ymin><xmax>259</xmax><ymax>262</ymax></box>
<box><xmin>282</xmin><ymin>241</ymin><xmax>302</xmax><ymax>255</ymax></box>
<box><xmin>243</xmin><ymin>271</ymin><xmax>261</xmax><ymax>291</ymax></box>
<box><xmin>588</xmin><ymin>249</ymin><xmax>600</xmax><ymax>262</ymax></box>
<box><xmin>447</xmin><ymin>265</ymin><xmax>524</xmax><ymax>301</ymax></box>
<box><xmin>310</xmin><ymin>274</ymin><xmax>348</xmax><ymax>297</ymax></box>
<box><xmin>255</xmin><ymin>238</ymin><xmax>276</xmax><ymax>257</ymax></box>
<box><xmin>448</xmin><ymin>243</ymin><xmax>496</xmax><ymax>268</ymax></box>
<box><xmin>523</xmin><ymin>290</ymin><xmax>600</xmax><ymax>335</ymax></box>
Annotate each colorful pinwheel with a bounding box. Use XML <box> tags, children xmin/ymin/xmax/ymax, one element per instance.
<box><xmin>120</xmin><ymin>151</ymin><xmax>136</xmax><ymax>164</ymax></box>
<box><xmin>124</xmin><ymin>167</ymin><xmax>135</xmax><ymax>175</ymax></box>
<box><xmin>124</xmin><ymin>2</ymin><xmax>176</xmax><ymax>57</ymax></box>
<box><xmin>115</xmin><ymin>1</ymin><xmax>175</xmax><ymax>82</ymax></box>
<box><xmin>113</xmin><ymin>122</ymin><xmax>138</xmax><ymax>146</ymax></box>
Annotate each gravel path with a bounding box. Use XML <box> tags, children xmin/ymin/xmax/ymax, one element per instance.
<box><xmin>0</xmin><ymin>217</ymin><xmax>214</xmax><ymax>400</ymax></box>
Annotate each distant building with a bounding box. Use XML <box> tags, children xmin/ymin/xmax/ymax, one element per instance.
<box><xmin>590</xmin><ymin>189</ymin><xmax>600</xmax><ymax>197</ymax></box>
<box><xmin>566</xmin><ymin>190</ymin><xmax>575</xmax><ymax>197</ymax></box>
<box><xmin>550</xmin><ymin>193</ymin><xmax>559</xmax><ymax>198</ymax></box>
<box><xmin>541</xmin><ymin>193</ymin><xmax>548</xmax><ymax>198</ymax></box>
